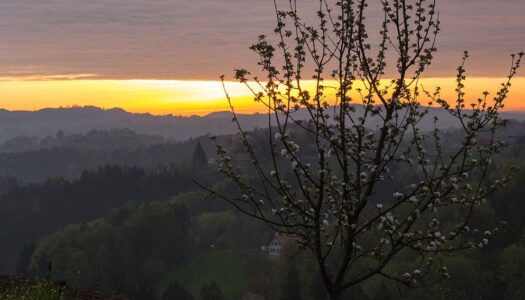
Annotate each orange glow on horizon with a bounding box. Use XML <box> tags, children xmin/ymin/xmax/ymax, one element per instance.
<box><xmin>0</xmin><ymin>77</ymin><xmax>523</xmax><ymax>116</ymax></box>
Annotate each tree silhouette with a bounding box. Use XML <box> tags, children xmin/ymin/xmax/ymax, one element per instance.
<box><xmin>192</xmin><ymin>141</ymin><xmax>208</xmax><ymax>167</ymax></box>
<box><xmin>207</xmin><ymin>0</ymin><xmax>523</xmax><ymax>299</ymax></box>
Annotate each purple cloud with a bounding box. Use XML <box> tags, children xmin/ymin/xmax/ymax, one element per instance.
<box><xmin>0</xmin><ymin>0</ymin><xmax>522</xmax><ymax>79</ymax></box>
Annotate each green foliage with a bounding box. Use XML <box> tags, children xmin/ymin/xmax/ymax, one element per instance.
<box><xmin>1</xmin><ymin>125</ymin><xmax>525</xmax><ymax>299</ymax></box>
<box><xmin>499</xmin><ymin>238</ymin><xmax>525</xmax><ymax>299</ymax></box>
<box><xmin>490</xmin><ymin>167</ymin><xmax>525</xmax><ymax>245</ymax></box>
<box><xmin>309</xmin><ymin>271</ymin><xmax>328</xmax><ymax>300</ymax></box>
<box><xmin>192</xmin><ymin>211</ymin><xmax>272</xmax><ymax>249</ymax></box>
<box><xmin>200</xmin><ymin>282</ymin><xmax>224</xmax><ymax>300</ymax></box>
<box><xmin>436</xmin><ymin>254</ymin><xmax>497</xmax><ymax>299</ymax></box>
<box><xmin>27</xmin><ymin>202</ymin><xmax>191</xmax><ymax>299</ymax></box>
<box><xmin>158</xmin><ymin>250</ymin><xmax>250</xmax><ymax>300</ymax></box>
<box><xmin>0</xmin><ymin>164</ymin><xmax>195</xmax><ymax>271</ymax></box>
<box><xmin>194</xmin><ymin>212</ymin><xmax>237</xmax><ymax>248</ymax></box>
<box><xmin>370</xmin><ymin>283</ymin><xmax>394</xmax><ymax>300</ymax></box>
<box><xmin>279</xmin><ymin>266</ymin><xmax>302</xmax><ymax>300</ymax></box>
<box><xmin>162</xmin><ymin>281</ymin><xmax>194</xmax><ymax>300</ymax></box>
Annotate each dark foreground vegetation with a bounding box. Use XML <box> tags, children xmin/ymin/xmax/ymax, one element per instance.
<box><xmin>0</xmin><ymin>274</ymin><xmax>125</xmax><ymax>300</ymax></box>
<box><xmin>0</xmin><ymin>122</ymin><xmax>524</xmax><ymax>299</ymax></box>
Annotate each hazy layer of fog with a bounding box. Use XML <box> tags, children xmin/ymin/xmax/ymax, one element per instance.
<box><xmin>1</xmin><ymin>106</ymin><xmax>524</xmax><ymax>143</ymax></box>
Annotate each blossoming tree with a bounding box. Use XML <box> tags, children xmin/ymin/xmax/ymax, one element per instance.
<box><xmin>208</xmin><ymin>0</ymin><xmax>523</xmax><ymax>299</ymax></box>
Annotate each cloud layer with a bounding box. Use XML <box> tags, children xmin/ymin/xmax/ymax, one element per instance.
<box><xmin>0</xmin><ymin>0</ymin><xmax>523</xmax><ymax>80</ymax></box>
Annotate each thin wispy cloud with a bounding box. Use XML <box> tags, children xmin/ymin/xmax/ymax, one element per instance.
<box><xmin>0</xmin><ymin>74</ymin><xmax>98</xmax><ymax>81</ymax></box>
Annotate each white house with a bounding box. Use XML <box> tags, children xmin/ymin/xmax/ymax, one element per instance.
<box><xmin>264</xmin><ymin>233</ymin><xmax>293</xmax><ymax>256</ymax></box>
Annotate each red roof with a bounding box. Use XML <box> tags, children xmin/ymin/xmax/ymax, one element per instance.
<box><xmin>269</xmin><ymin>233</ymin><xmax>294</xmax><ymax>246</ymax></box>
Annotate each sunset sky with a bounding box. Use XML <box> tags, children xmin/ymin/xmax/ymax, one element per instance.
<box><xmin>0</xmin><ymin>0</ymin><xmax>523</xmax><ymax>115</ymax></box>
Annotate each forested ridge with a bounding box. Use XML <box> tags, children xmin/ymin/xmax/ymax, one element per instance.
<box><xmin>0</xmin><ymin>123</ymin><xmax>525</xmax><ymax>299</ymax></box>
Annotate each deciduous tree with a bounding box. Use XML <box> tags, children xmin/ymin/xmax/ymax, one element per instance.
<box><xmin>208</xmin><ymin>0</ymin><xmax>523</xmax><ymax>299</ymax></box>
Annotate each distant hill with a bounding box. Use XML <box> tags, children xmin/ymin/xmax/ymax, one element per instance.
<box><xmin>0</xmin><ymin>106</ymin><xmax>524</xmax><ymax>143</ymax></box>
<box><xmin>0</xmin><ymin>106</ymin><xmax>269</xmax><ymax>143</ymax></box>
<box><xmin>0</xmin><ymin>130</ymin><xmax>217</xmax><ymax>182</ymax></box>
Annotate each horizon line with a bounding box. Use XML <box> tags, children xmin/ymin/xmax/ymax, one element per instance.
<box><xmin>2</xmin><ymin>105</ymin><xmax>525</xmax><ymax>118</ymax></box>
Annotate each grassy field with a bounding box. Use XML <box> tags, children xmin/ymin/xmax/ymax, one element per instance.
<box><xmin>157</xmin><ymin>250</ymin><xmax>254</xmax><ymax>299</ymax></box>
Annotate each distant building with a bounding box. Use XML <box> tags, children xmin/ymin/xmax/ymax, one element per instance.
<box><xmin>263</xmin><ymin>233</ymin><xmax>293</xmax><ymax>257</ymax></box>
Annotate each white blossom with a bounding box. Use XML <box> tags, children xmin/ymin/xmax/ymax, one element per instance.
<box><xmin>393</xmin><ymin>192</ymin><xmax>404</xmax><ymax>198</ymax></box>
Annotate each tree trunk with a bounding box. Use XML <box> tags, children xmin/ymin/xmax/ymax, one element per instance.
<box><xmin>329</xmin><ymin>287</ymin><xmax>343</xmax><ymax>300</ymax></box>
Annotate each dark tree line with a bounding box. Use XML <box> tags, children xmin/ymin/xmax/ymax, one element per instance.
<box><xmin>0</xmin><ymin>164</ymin><xmax>197</xmax><ymax>272</ymax></box>
<box><xmin>0</xmin><ymin>132</ymin><xmax>216</xmax><ymax>182</ymax></box>
<box><xmin>0</xmin><ymin>127</ymin><xmax>524</xmax><ymax>299</ymax></box>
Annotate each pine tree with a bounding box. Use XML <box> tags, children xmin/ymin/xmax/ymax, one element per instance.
<box><xmin>192</xmin><ymin>141</ymin><xmax>208</xmax><ymax>167</ymax></box>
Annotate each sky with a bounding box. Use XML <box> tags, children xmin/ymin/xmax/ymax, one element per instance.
<box><xmin>0</xmin><ymin>0</ymin><xmax>523</xmax><ymax>115</ymax></box>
